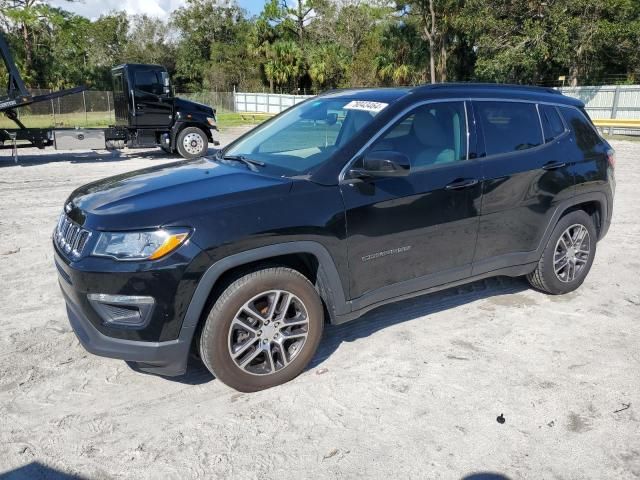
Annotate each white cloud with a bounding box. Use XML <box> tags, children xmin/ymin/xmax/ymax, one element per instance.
<box><xmin>48</xmin><ymin>0</ymin><xmax>187</xmax><ymax>20</ymax></box>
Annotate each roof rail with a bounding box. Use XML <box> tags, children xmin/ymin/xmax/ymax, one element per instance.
<box><xmin>414</xmin><ymin>82</ymin><xmax>561</xmax><ymax>95</ymax></box>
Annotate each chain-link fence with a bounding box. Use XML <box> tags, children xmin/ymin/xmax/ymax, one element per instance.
<box><xmin>0</xmin><ymin>90</ymin><xmax>233</xmax><ymax>129</ymax></box>
<box><xmin>176</xmin><ymin>91</ymin><xmax>235</xmax><ymax>112</ymax></box>
<box><xmin>0</xmin><ymin>90</ymin><xmax>116</xmax><ymax>129</ymax></box>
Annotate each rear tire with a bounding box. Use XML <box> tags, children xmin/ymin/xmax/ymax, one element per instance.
<box><xmin>527</xmin><ymin>210</ymin><xmax>597</xmax><ymax>295</ymax></box>
<box><xmin>176</xmin><ymin>127</ymin><xmax>208</xmax><ymax>159</ymax></box>
<box><xmin>160</xmin><ymin>145</ymin><xmax>174</xmax><ymax>155</ymax></box>
<box><xmin>199</xmin><ymin>267</ymin><xmax>324</xmax><ymax>392</ymax></box>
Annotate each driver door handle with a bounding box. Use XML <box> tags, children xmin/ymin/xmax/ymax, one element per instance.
<box><xmin>445</xmin><ymin>178</ymin><xmax>479</xmax><ymax>190</ymax></box>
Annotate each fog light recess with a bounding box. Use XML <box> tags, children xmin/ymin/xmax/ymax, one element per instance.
<box><xmin>87</xmin><ymin>294</ymin><xmax>155</xmax><ymax>329</ymax></box>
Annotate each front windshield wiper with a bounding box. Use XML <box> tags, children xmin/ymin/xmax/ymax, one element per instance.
<box><xmin>218</xmin><ymin>154</ymin><xmax>265</xmax><ymax>171</ymax></box>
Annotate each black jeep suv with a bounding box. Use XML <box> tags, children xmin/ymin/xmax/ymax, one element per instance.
<box><xmin>54</xmin><ymin>84</ymin><xmax>615</xmax><ymax>391</ymax></box>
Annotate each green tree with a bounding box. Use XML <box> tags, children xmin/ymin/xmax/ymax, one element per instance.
<box><xmin>263</xmin><ymin>40</ymin><xmax>304</xmax><ymax>92</ymax></box>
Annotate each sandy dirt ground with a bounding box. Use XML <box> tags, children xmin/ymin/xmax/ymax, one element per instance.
<box><xmin>0</xmin><ymin>132</ymin><xmax>638</xmax><ymax>480</ymax></box>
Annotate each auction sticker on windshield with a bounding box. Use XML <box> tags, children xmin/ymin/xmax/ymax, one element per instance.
<box><xmin>344</xmin><ymin>100</ymin><xmax>388</xmax><ymax>113</ymax></box>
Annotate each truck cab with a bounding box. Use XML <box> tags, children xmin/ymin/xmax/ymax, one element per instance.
<box><xmin>110</xmin><ymin>64</ymin><xmax>219</xmax><ymax>157</ymax></box>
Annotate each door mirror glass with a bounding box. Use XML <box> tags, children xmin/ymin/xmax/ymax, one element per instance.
<box><xmin>161</xmin><ymin>72</ymin><xmax>170</xmax><ymax>87</ymax></box>
<box><xmin>161</xmin><ymin>72</ymin><xmax>171</xmax><ymax>95</ymax></box>
<box><xmin>349</xmin><ymin>151</ymin><xmax>410</xmax><ymax>179</ymax></box>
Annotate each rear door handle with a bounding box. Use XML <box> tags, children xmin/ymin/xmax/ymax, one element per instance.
<box><xmin>542</xmin><ymin>161</ymin><xmax>566</xmax><ymax>170</ymax></box>
<box><xmin>445</xmin><ymin>178</ymin><xmax>479</xmax><ymax>190</ymax></box>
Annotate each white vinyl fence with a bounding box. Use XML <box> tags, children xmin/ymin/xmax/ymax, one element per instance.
<box><xmin>559</xmin><ymin>85</ymin><xmax>640</xmax><ymax>120</ymax></box>
<box><xmin>559</xmin><ymin>85</ymin><xmax>640</xmax><ymax>135</ymax></box>
<box><xmin>234</xmin><ymin>92</ymin><xmax>314</xmax><ymax>114</ymax></box>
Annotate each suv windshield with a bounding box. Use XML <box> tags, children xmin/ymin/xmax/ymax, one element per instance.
<box><xmin>223</xmin><ymin>98</ymin><xmax>388</xmax><ymax>175</ymax></box>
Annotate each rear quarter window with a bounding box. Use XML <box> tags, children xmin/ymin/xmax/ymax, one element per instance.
<box><xmin>559</xmin><ymin>107</ymin><xmax>601</xmax><ymax>151</ymax></box>
<box><xmin>540</xmin><ymin>105</ymin><xmax>566</xmax><ymax>142</ymax></box>
<box><xmin>475</xmin><ymin>101</ymin><xmax>543</xmax><ymax>156</ymax></box>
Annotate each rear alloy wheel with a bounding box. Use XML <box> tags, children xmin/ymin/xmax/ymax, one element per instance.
<box><xmin>199</xmin><ymin>268</ymin><xmax>324</xmax><ymax>392</ymax></box>
<box><xmin>527</xmin><ymin>210</ymin><xmax>597</xmax><ymax>295</ymax></box>
<box><xmin>176</xmin><ymin>127</ymin><xmax>208</xmax><ymax>159</ymax></box>
<box><xmin>553</xmin><ymin>224</ymin><xmax>591</xmax><ymax>283</ymax></box>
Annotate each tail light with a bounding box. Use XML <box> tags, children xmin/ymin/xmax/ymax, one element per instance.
<box><xmin>607</xmin><ymin>149</ymin><xmax>616</xmax><ymax>169</ymax></box>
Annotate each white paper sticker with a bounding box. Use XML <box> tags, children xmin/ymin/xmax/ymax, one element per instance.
<box><xmin>344</xmin><ymin>100</ymin><xmax>388</xmax><ymax>113</ymax></box>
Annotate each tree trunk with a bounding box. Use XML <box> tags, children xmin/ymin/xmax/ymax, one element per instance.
<box><xmin>22</xmin><ymin>23</ymin><xmax>32</xmax><ymax>72</ymax></box>
<box><xmin>297</xmin><ymin>2</ymin><xmax>304</xmax><ymax>46</ymax></box>
<box><xmin>428</xmin><ymin>39</ymin><xmax>436</xmax><ymax>84</ymax></box>
<box><xmin>439</xmin><ymin>39</ymin><xmax>447</xmax><ymax>82</ymax></box>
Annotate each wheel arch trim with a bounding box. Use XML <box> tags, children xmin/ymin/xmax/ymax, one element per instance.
<box><xmin>545</xmin><ymin>191</ymin><xmax>609</xmax><ymax>245</ymax></box>
<box><xmin>182</xmin><ymin>242</ymin><xmax>349</xmax><ymax>336</ymax></box>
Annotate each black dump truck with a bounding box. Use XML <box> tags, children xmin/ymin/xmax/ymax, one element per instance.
<box><xmin>0</xmin><ymin>33</ymin><xmax>218</xmax><ymax>159</ymax></box>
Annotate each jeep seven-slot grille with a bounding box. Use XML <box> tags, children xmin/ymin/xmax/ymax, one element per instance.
<box><xmin>55</xmin><ymin>214</ymin><xmax>91</xmax><ymax>259</ymax></box>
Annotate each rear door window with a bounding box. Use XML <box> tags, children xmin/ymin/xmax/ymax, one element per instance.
<box><xmin>540</xmin><ymin>105</ymin><xmax>566</xmax><ymax>142</ymax></box>
<box><xmin>475</xmin><ymin>101</ymin><xmax>543</xmax><ymax>156</ymax></box>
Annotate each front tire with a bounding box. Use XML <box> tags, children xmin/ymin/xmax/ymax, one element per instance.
<box><xmin>527</xmin><ymin>210</ymin><xmax>597</xmax><ymax>295</ymax></box>
<box><xmin>176</xmin><ymin>127</ymin><xmax>208</xmax><ymax>159</ymax></box>
<box><xmin>199</xmin><ymin>267</ymin><xmax>324</xmax><ymax>392</ymax></box>
<box><xmin>160</xmin><ymin>145</ymin><xmax>174</xmax><ymax>155</ymax></box>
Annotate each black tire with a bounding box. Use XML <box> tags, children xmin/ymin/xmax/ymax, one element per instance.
<box><xmin>527</xmin><ymin>210</ymin><xmax>597</xmax><ymax>295</ymax></box>
<box><xmin>160</xmin><ymin>145</ymin><xmax>174</xmax><ymax>155</ymax></box>
<box><xmin>199</xmin><ymin>267</ymin><xmax>324</xmax><ymax>392</ymax></box>
<box><xmin>176</xmin><ymin>126</ymin><xmax>208</xmax><ymax>159</ymax></box>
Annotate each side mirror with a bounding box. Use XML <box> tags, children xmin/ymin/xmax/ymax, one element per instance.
<box><xmin>161</xmin><ymin>72</ymin><xmax>171</xmax><ymax>95</ymax></box>
<box><xmin>348</xmin><ymin>150</ymin><xmax>410</xmax><ymax>180</ymax></box>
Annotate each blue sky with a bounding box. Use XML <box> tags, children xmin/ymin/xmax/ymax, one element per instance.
<box><xmin>48</xmin><ymin>0</ymin><xmax>266</xmax><ymax>19</ymax></box>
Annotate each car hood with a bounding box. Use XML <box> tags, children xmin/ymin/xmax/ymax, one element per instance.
<box><xmin>174</xmin><ymin>97</ymin><xmax>214</xmax><ymax>116</ymax></box>
<box><xmin>65</xmin><ymin>158</ymin><xmax>292</xmax><ymax>231</ymax></box>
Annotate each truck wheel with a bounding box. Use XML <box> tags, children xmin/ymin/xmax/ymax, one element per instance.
<box><xmin>199</xmin><ymin>267</ymin><xmax>324</xmax><ymax>392</ymax></box>
<box><xmin>527</xmin><ymin>210</ymin><xmax>597</xmax><ymax>295</ymax></box>
<box><xmin>176</xmin><ymin>127</ymin><xmax>208</xmax><ymax>159</ymax></box>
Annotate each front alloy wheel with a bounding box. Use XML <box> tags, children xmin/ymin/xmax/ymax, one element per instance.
<box><xmin>199</xmin><ymin>267</ymin><xmax>324</xmax><ymax>392</ymax></box>
<box><xmin>228</xmin><ymin>290</ymin><xmax>310</xmax><ymax>376</ymax></box>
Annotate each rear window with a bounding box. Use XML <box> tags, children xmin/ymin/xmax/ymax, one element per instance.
<box><xmin>559</xmin><ymin>107</ymin><xmax>601</xmax><ymax>150</ymax></box>
<box><xmin>540</xmin><ymin>105</ymin><xmax>566</xmax><ymax>142</ymax></box>
<box><xmin>475</xmin><ymin>101</ymin><xmax>543</xmax><ymax>156</ymax></box>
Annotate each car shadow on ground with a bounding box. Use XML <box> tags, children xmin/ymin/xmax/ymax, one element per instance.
<box><xmin>308</xmin><ymin>275</ymin><xmax>529</xmax><ymax>369</ymax></box>
<box><xmin>154</xmin><ymin>275</ymin><xmax>530</xmax><ymax>386</ymax></box>
<box><xmin>0</xmin><ymin>147</ymin><xmax>220</xmax><ymax>167</ymax></box>
<box><xmin>0</xmin><ymin>462</ymin><xmax>88</xmax><ymax>479</ymax></box>
<box><xmin>0</xmin><ymin>462</ymin><xmax>512</xmax><ymax>479</ymax></box>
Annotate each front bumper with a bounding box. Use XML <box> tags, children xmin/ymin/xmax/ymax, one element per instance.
<box><xmin>54</xmin><ymin>245</ymin><xmax>202</xmax><ymax>376</ymax></box>
<box><xmin>210</xmin><ymin>128</ymin><xmax>220</xmax><ymax>146</ymax></box>
<box><xmin>61</xmin><ymin>281</ymin><xmax>190</xmax><ymax>376</ymax></box>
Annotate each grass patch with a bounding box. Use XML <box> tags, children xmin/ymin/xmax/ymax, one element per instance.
<box><xmin>216</xmin><ymin>112</ymin><xmax>270</xmax><ymax>128</ymax></box>
<box><xmin>0</xmin><ymin>111</ymin><xmax>265</xmax><ymax>130</ymax></box>
<box><xmin>603</xmin><ymin>134</ymin><xmax>640</xmax><ymax>143</ymax></box>
<box><xmin>0</xmin><ymin>112</ymin><xmax>113</xmax><ymax>129</ymax></box>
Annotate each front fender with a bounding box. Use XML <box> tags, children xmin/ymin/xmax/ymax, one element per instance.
<box><xmin>176</xmin><ymin>241</ymin><xmax>349</xmax><ymax>356</ymax></box>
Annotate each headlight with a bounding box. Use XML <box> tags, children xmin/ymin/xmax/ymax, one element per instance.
<box><xmin>207</xmin><ymin>116</ymin><xmax>216</xmax><ymax>127</ymax></box>
<box><xmin>92</xmin><ymin>228</ymin><xmax>190</xmax><ymax>261</ymax></box>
